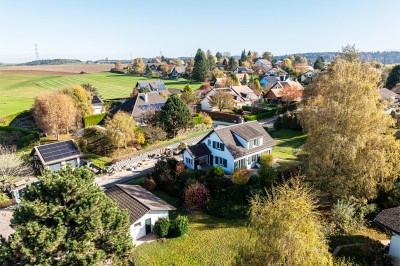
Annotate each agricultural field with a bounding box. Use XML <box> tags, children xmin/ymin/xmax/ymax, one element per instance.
<box><xmin>0</xmin><ymin>72</ymin><xmax>203</xmax><ymax>117</ymax></box>
<box><xmin>0</xmin><ymin>63</ymin><xmax>115</xmax><ymax>74</ymax></box>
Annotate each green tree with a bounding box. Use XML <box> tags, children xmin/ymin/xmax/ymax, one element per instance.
<box><xmin>159</xmin><ymin>94</ymin><xmax>192</xmax><ymax>138</ymax></box>
<box><xmin>105</xmin><ymin>111</ymin><xmax>137</xmax><ymax>150</ymax></box>
<box><xmin>215</xmin><ymin>51</ymin><xmax>222</xmax><ymax>60</ymax></box>
<box><xmin>262</xmin><ymin>51</ymin><xmax>273</xmax><ymax>61</ymax></box>
<box><xmin>132</xmin><ymin>57</ymin><xmax>145</xmax><ymax>74</ymax></box>
<box><xmin>340</xmin><ymin>44</ymin><xmax>360</xmax><ymax>62</ymax></box>
<box><xmin>230</xmin><ymin>72</ymin><xmax>240</xmax><ymax>85</ymax></box>
<box><xmin>314</xmin><ymin>56</ymin><xmax>325</xmax><ymax>70</ymax></box>
<box><xmin>299</xmin><ymin>57</ymin><xmax>400</xmax><ymax>201</ymax></box>
<box><xmin>206</xmin><ymin>49</ymin><xmax>216</xmax><ymax>71</ymax></box>
<box><xmin>181</xmin><ymin>84</ymin><xmax>196</xmax><ymax>107</ymax></box>
<box><xmin>386</xmin><ymin>65</ymin><xmax>400</xmax><ymax>89</ymax></box>
<box><xmin>241</xmin><ymin>49</ymin><xmax>247</xmax><ymax>62</ymax></box>
<box><xmin>0</xmin><ymin>167</ymin><xmax>134</xmax><ymax>265</ymax></box>
<box><xmin>145</xmin><ymin>64</ymin><xmax>153</xmax><ymax>77</ymax></box>
<box><xmin>192</xmin><ymin>48</ymin><xmax>208</xmax><ymax>81</ymax></box>
<box><xmin>185</xmin><ymin>58</ymin><xmax>195</xmax><ymax>79</ymax></box>
<box><xmin>228</xmin><ymin>56</ymin><xmax>239</xmax><ymax>71</ymax></box>
<box><xmin>234</xmin><ymin>179</ymin><xmax>332</xmax><ymax>266</ymax></box>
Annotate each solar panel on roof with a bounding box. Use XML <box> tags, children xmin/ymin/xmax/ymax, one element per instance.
<box><xmin>36</xmin><ymin>141</ymin><xmax>80</xmax><ymax>164</ymax></box>
<box><xmin>155</xmin><ymin>82</ymin><xmax>167</xmax><ymax>91</ymax></box>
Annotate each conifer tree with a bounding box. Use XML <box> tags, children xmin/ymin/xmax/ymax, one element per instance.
<box><xmin>159</xmin><ymin>94</ymin><xmax>193</xmax><ymax>138</ymax></box>
<box><xmin>0</xmin><ymin>167</ymin><xmax>134</xmax><ymax>265</ymax></box>
<box><xmin>192</xmin><ymin>49</ymin><xmax>208</xmax><ymax>81</ymax></box>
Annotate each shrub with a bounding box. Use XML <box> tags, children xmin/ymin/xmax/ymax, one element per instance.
<box><xmin>175</xmin><ymin>162</ymin><xmax>186</xmax><ymax>176</ymax></box>
<box><xmin>331</xmin><ymin>200</ymin><xmax>364</xmax><ymax>234</ymax></box>
<box><xmin>153</xmin><ymin>218</ymin><xmax>170</xmax><ymax>237</ymax></box>
<box><xmin>231</xmin><ymin>168</ymin><xmax>250</xmax><ymax>185</ymax></box>
<box><xmin>260</xmin><ymin>153</ymin><xmax>274</xmax><ymax>167</ymax></box>
<box><xmin>193</xmin><ymin>116</ymin><xmax>203</xmax><ymax>125</ymax></box>
<box><xmin>273</xmin><ymin>111</ymin><xmax>302</xmax><ymax>130</ymax></box>
<box><xmin>257</xmin><ymin>165</ymin><xmax>277</xmax><ymax>188</ymax></box>
<box><xmin>207</xmin><ymin>166</ymin><xmax>224</xmax><ymax>178</ymax></box>
<box><xmin>142</xmin><ymin>126</ymin><xmax>167</xmax><ymax>144</ymax></box>
<box><xmin>207</xmin><ymin>199</ymin><xmax>247</xmax><ymax>219</ymax></box>
<box><xmin>153</xmin><ymin>160</ymin><xmax>173</xmax><ymax>190</ymax></box>
<box><xmin>201</xmin><ymin>112</ymin><xmax>213</xmax><ymax>127</ymax></box>
<box><xmin>80</xmin><ymin>127</ymin><xmax>113</xmax><ymax>156</ymax></box>
<box><xmin>170</xmin><ymin>215</ymin><xmax>189</xmax><ymax>237</ymax></box>
<box><xmin>0</xmin><ymin>193</ymin><xmax>9</xmax><ymax>204</ymax></box>
<box><xmin>83</xmin><ymin>113</ymin><xmax>106</xmax><ymax>127</ymax></box>
<box><xmin>144</xmin><ymin>178</ymin><xmax>156</xmax><ymax>191</ymax></box>
<box><xmin>184</xmin><ymin>183</ymin><xmax>210</xmax><ymax>211</ymax></box>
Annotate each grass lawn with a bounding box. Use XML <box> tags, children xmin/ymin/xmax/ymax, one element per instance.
<box><xmin>269</xmin><ymin>128</ymin><xmax>307</xmax><ymax>160</ymax></box>
<box><xmin>0</xmin><ymin>72</ymin><xmax>203</xmax><ymax>117</ymax></box>
<box><xmin>130</xmin><ymin>182</ymin><xmax>248</xmax><ymax>266</ymax></box>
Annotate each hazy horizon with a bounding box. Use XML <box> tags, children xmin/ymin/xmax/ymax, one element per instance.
<box><xmin>1</xmin><ymin>0</ymin><xmax>400</xmax><ymax>63</ymax></box>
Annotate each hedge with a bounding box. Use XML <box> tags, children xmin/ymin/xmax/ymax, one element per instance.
<box><xmin>83</xmin><ymin>114</ymin><xmax>107</xmax><ymax>127</ymax></box>
<box><xmin>0</xmin><ymin>126</ymin><xmax>40</xmax><ymax>148</ymax></box>
<box><xmin>244</xmin><ymin>110</ymin><xmax>276</xmax><ymax>121</ymax></box>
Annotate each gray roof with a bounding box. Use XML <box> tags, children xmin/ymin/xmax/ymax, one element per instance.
<box><xmin>172</xmin><ymin>66</ymin><xmax>186</xmax><ymax>74</ymax></box>
<box><xmin>111</xmin><ymin>92</ymin><xmax>167</xmax><ymax>118</ymax></box>
<box><xmin>374</xmin><ymin>207</ymin><xmax>400</xmax><ymax>235</ymax></box>
<box><xmin>106</xmin><ymin>184</ymin><xmax>175</xmax><ymax>223</ymax></box>
<box><xmin>136</xmin><ymin>81</ymin><xmax>167</xmax><ymax>92</ymax></box>
<box><xmin>186</xmin><ymin>143</ymin><xmax>211</xmax><ymax>158</ymax></box>
<box><xmin>206</xmin><ymin>121</ymin><xmax>275</xmax><ymax>159</ymax></box>
<box><xmin>379</xmin><ymin>88</ymin><xmax>398</xmax><ymax>99</ymax></box>
<box><xmin>91</xmin><ymin>95</ymin><xmax>103</xmax><ymax>105</ymax></box>
<box><xmin>257</xmin><ymin>59</ymin><xmax>272</xmax><ymax>65</ymax></box>
<box><xmin>33</xmin><ymin>140</ymin><xmax>81</xmax><ymax>166</ymax></box>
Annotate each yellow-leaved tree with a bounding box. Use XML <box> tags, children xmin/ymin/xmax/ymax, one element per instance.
<box><xmin>62</xmin><ymin>85</ymin><xmax>93</xmax><ymax>127</ymax></box>
<box><xmin>299</xmin><ymin>55</ymin><xmax>400</xmax><ymax>201</ymax></box>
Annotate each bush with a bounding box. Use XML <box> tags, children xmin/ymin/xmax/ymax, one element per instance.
<box><xmin>175</xmin><ymin>162</ymin><xmax>186</xmax><ymax>176</ymax></box>
<box><xmin>83</xmin><ymin>113</ymin><xmax>107</xmax><ymax>127</ymax></box>
<box><xmin>170</xmin><ymin>215</ymin><xmax>189</xmax><ymax>237</ymax></box>
<box><xmin>153</xmin><ymin>218</ymin><xmax>170</xmax><ymax>237</ymax></box>
<box><xmin>260</xmin><ymin>153</ymin><xmax>274</xmax><ymax>167</ymax></box>
<box><xmin>80</xmin><ymin>127</ymin><xmax>113</xmax><ymax>156</ymax></box>
<box><xmin>231</xmin><ymin>168</ymin><xmax>250</xmax><ymax>185</ymax></box>
<box><xmin>257</xmin><ymin>165</ymin><xmax>277</xmax><ymax>188</ymax></box>
<box><xmin>207</xmin><ymin>166</ymin><xmax>225</xmax><ymax>178</ymax></box>
<box><xmin>332</xmin><ymin>200</ymin><xmax>364</xmax><ymax>234</ymax></box>
<box><xmin>273</xmin><ymin>111</ymin><xmax>302</xmax><ymax>130</ymax></box>
<box><xmin>244</xmin><ymin>110</ymin><xmax>276</xmax><ymax>121</ymax></box>
<box><xmin>0</xmin><ymin>193</ymin><xmax>9</xmax><ymax>204</ymax></box>
<box><xmin>142</xmin><ymin>126</ymin><xmax>167</xmax><ymax>144</ymax></box>
<box><xmin>144</xmin><ymin>178</ymin><xmax>156</xmax><ymax>191</ymax></box>
<box><xmin>184</xmin><ymin>182</ymin><xmax>210</xmax><ymax>212</ymax></box>
<box><xmin>193</xmin><ymin>116</ymin><xmax>203</xmax><ymax>125</ymax></box>
<box><xmin>207</xmin><ymin>199</ymin><xmax>247</xmax><ymax>219</ymax></box>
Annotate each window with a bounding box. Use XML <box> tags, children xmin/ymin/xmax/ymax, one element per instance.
<box><xmin>185</xmin><ymin>157</ymin><xmax>193</xmax><ymax>165</ymax></box>
<box><xmin>214</xmin><ymin>156</ymin><xmax>227</xmax><ymax>167</ymax></box>
<box><xmin>134</xmin><ymin>222</ymin><xmax>141</xmax><ymax>227</ymax></box>
<box><xmin>249</xmin><ymin>140</ymin><xmax>254</xmax><ymax>148</ymax></box>
<box><xmin>208</xmin><ymin>139</ymin><xmax>211</xmax><ymax>146</ymax></box>
<box><xmin>212</xmin><ymin>141</ymin><xmax>224</xmax><ymax>151</ymax></box>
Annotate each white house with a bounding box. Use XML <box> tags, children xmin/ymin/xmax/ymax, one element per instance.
<box><xmin>106</xmin><ymin>184</ymin><xmax>176</xmax><ymax>242</ymax></box>
<box><xmin>200</xmin><ymin>86</ymin><xmax>257</xmax><ymax>111</ymax></box>
<box><xmin>92</xmin><ymin>95</ymin><xmax>104</xmax><ymax>114</ymax></box>
<box><xmin>374</xmin><ymin>207</ymin><xmax>400</xmax><ymax>265</ymax></box>
<box><xmin>299</xmin><ymin>69</ymin><xmax>315</xmax><ymax>83</ymax></box>
<box><xmin>183</xmin><ymin>121</ymin><xmax>275</xmax><ymax>173</ymax></box>
<box><xmin>254</xmin><ymin>59</ymin><xmax>272</xmax><ymax>68</ymax></box>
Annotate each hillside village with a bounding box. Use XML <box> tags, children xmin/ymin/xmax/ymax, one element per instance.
<box><xmin>2</xmin><ymin>44</ymin><xmax>400</xmax><ymax>266</ymax></box>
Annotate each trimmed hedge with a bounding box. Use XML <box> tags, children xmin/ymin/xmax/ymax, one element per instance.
<box><xmin>193</xmin><ymin>116</ymin><xmax>203</xmax><ymax>125</ymax></box>
<box><xmin>83</xmin><ymin>113</ymin><xmax>107</xmax><ymax>127</ymax></box>
<box><xmin>153</xmin><ymin>218</ymin><xmax>170</xmax><ymax>237</ymax></box>
<box><xmin>244</xmin><ymin>110</ymin><xmax>276</xmax><ymax>121</ymax></box>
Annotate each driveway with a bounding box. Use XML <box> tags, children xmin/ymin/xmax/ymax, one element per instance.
<box><xmin>0</xmin><ymin>206</ymin><xmax>15</xmax><ymax>239</ymax></box>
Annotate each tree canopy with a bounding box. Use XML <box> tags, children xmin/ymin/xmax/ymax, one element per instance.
<box><xmin>314</xmin><ymin>56</ymin><xmax>325</xmax><ymax>70</ymax></box>
<box><xmin>262</xmin><ymin>51</ymin><xmax>273</xmax><ymax>61</ymax></box>
<box><xmin>105</xmin><ymin>111</ymin><xmax>138</xmax><ymax>149</ymax></box>
<box><xmin>132</xmin><ymin>57</ymin><xmax>145</xmax><ymax>74</ymax></box>
<box><xmin>385</xmin><ymin>65</ymin><xmax>400</xmax><ymax>89</ymax></box>
<box><xmin>234</xmin><ymin>179</ymin><xmax>332</xmax><ymax>266</ymax></box>
<box><xmin>209</xmin><ymin>90</ymin><xmax>234</xmax><ymax>112</ymax></box>
<box><xmin>193</xmin><ymin>49</ymin><xmax>208</xmax><ymax>81</ymax></box>
<box><xmin>159</xmin><ymin>94</ymin><xmax>193</xmax><ymax>138</ymax></box>
<box><xmin>62</xmin><ymin>85</ymin><xmax>93</xmax><ymax>125</ymax></box>
<box><xmin>300</xmin><ymin>57</ymin><xmax>400</xmax><ymax>201</ymax></box>
<box><xmin>0</xmin><ymin>167</ymin><xmax>134</xmax><ymax>265</ymax></box>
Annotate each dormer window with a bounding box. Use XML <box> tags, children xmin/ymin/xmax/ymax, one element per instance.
<box><xmin>249</xmin><ymin>138</ymin><xmax>262</xmax><ymax>149</ymax></box>
<box><xmin>212</xmin><ymin>141</ymin><xmax>225</xmax><ymax>151</ymax></box>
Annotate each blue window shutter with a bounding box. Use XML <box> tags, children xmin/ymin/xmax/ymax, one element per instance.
<box><xmin>215</xmin><ymin>156</ymin><xmax>218</xmax><ymax>164</ymax></box>
<box><xmin>223</xmin><ymin>159</ymin><xmax>227</xmax><ymax>167</ymax></box>
<box><xmin>212</xmin><ymin>141</ymin><xmax>216</xmax><ymax>149</ymax></box>
<box><xmin>221</xmin><ymin>143</ymin><xmax>225</xmax><ymax>151</ymax></box>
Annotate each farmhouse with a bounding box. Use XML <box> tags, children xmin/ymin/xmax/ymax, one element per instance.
<box><xmin>106</xmin><ymin>184</ymin><xmax>175</xmax><ymax>242</ymax></box>
<box><xmin>183</xmin><ymin>121</ymin><xmax>275</xmax><ymax>173</ymax></box>
<box><xmin>265</xmin><ymin>80</ymin><xmax>304</xmax><ymax>103</ymax></box>
<box><xmin>111</xmin><ymin>91</ymin><xmax>167</xmax><ymax>123</ymax></box>
<box><xmin>374</xmin><ymin>207</ymin><xmax>400</xmax><ymax>264</ymax></box>
<box><xmin>31</xmin><ymin>140</ymin><xmax>82</xmax><ymax>172</ymax></box>
<box><xmin>91</xmin><ymin>95</ymin><xmax>104</xmax><ymax>114</ymax></box>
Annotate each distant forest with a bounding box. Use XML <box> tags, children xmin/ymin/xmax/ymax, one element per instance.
<box><xmin>275</xmin><ymin>51</ymin><xmax>400</xmax><ymax>64</ymax></box>
<box><xmin>20</xmin><ymin>59</ymin><xmax>82</xmax><ymax>66</ymax></box>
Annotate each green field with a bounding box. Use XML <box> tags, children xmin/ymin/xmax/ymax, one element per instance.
<box><xmin>0</xmin><ymin>72</ymin><xmax>203</xmax><ymax>117</ymax></box>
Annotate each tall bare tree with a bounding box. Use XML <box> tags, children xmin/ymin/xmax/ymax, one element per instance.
<box><xmin>209</xmin><ymin>90</ymin><xmax>234</xmax><ymax>112</ymax></box>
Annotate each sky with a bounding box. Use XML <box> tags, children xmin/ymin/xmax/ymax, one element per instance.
<box><xmin>1</xmin><ymin>0</ymin><xmax>400</xmax><ymax>63</ymax></box>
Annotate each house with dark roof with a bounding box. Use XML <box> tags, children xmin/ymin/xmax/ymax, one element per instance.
<box><xmin>31</xmin><ymin>140</ymin><xmax>82</xmax><ymax>172</ymax></box>
<box><xmin>233</xmin><ymin>67</ymin><xmax>254</xmax><ymax>74</ymax></box>
<box><xmin>374</xmin><ymin>207</ymin><xmax>400</xmax><ymax>264</ymax></box>
<box><xmin>199</xmin><ymin>86</ymin><xmax>255</xmax><ymax>111</ymax></box>
<box><xmin>135</xmin><ymin>81</ymin><xmax>167</xmax><ymax>92</ymax></box>
<box><xmin>170</xmin><ymin>66</ymin><xmax>186</xmax><ymax>78</ymax></box>
<box><xmin>266</xmin><ymin>80</ymin><xmax>304</xmax><ymax>103</ymax></box>
<box><xmin>111</xmin><ymin>91</ymin><xmax>167</xmax><ymax>123</ymax></box>
<box><xmin>183</xmin><ymin>121</ymin><xmax>275</xmax><ymax>173</ymax></box>
<box><xmin>91</xmin><ymin>95</ymin><xmax>104</xmax><ymax>114</ymax></box>
<box><xmin>266</xmin><ymin>66</ymin><xmax>289</xmax><ymax>79</ymax></box>
<box><xmin>106</xmin><ymin>184</ymin><xmax>175</xmax><ymax>241</ymax></box>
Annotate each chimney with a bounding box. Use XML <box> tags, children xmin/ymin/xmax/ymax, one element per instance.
<box><xmin>144</xmin><ymin>93</ymin><xmax>148</xmax><ymax>102</ymax></box>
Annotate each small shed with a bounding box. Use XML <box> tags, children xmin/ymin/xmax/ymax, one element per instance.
<box><xmin>31</xmin><ymin>140</ymin><xmax>82</xmax><ymax>172</ymax></box>
<box><xmin>106</xmin><ymin>184</ymin><xmax>176</xmax><ymax>241</ymax></box>
<box><xmin>374</xmin><ymin>206</ymin><xmax>400</xmax><ymax>264</ymax></box>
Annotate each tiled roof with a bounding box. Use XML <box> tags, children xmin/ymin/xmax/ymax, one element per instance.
<box><xmin>173</xmin><ymin>66</ymin><xmax>186</xmax><ymax>74</ymax></box>
<box><xmin>186</xmin><ymin>143</ymin><xmax>211</xmax><ymax>158</ymax></box>
<box><xmin>374</xmin><ymin>207</ymin><xmax>400</xmax><ymax>235</ymax></box>
<box><xmin>379</xmin><ymin>88</ymin><xmax>398</xmax><ymax>99</ymax></box>
<box><xmin>106</xmin><ymin>184</ymin><xmax>175</xmax><ymax>223</ymax></box>
<box><xmin>256</xmin><ymin>59</ymin><xmax>271</xmax><ymax>65</ymax></box>
<box><xmin>213</xmin><ymin>121</ymin><xmax>275</xmax><ymax>159</ymax></box>
<box><xmin>91</xmin><ymin>95</ymin><xmax>103</xmax><ymax>105</ymax></box>
<box><xmin>111</xmin><ymin>92</ymin><xmax>167</xmax><ymax>118</ymax></box>
<box><xmin>391</xmin><ymin>84</ymin><xmax>400</xmax><ymax>94</ymax></box>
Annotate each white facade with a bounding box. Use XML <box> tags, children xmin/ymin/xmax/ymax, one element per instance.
<box><xmin>300</xmin><ymin>70</ymin><xmax>315</xmax><ymax>83</ymax></box>
<box><xmin>200</xmin><ymin>97</ymin><xmax>216</xmax><ymax>111</ymax></box>
<box><xmin>129</xmin><ymin>210</ymin><xmax>169</xmax><ymax>241</ymax></box>
<box><xmin>92</xmin><ymin>104</ymin><xmax>103</xmax><ymax>114</ymax></box>
<box><xmin>389</xmin><ymin>233</ymin><xmax>400</xmax><ymax>259</ymax></box>
<box><xmin>202</xmin><ymin>132</ymin><xmax>235</xmax><ymax>173</ymax></box>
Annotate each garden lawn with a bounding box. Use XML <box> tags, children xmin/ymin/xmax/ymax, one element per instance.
<box><xmin>0</xmin><ymin>72</ymin><xmax>203</xmax><ymax>117</ymax></box>
<box><xmin>133</xmin><ymin>213</ymin><xmax>247</xmax><ymax>266</ymax></box>
<box><xmin>269</xmin><ymin>129</ymin><xmax>307</xmax><ymax>160</ymax></box>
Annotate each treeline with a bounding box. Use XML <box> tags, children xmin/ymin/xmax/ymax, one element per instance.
<box><xmin>19</xmin><ymin>59</ymin><xmax>82</xmax><ymax>66</ymax></box>
<box><xmin>275</xmin><ymin>51</ymin><xmax>400</xmax><ymax>64</ymax></box>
